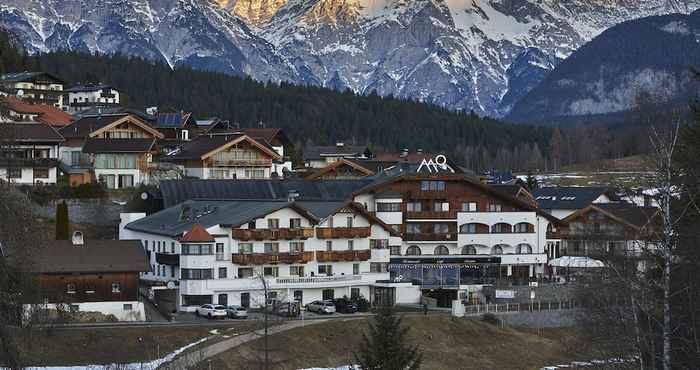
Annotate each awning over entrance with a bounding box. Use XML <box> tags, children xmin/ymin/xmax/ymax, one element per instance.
<box><xmin>548</xmin><ymin>256</ymin><xmax>604</xmax><ymax>268</ymax></box>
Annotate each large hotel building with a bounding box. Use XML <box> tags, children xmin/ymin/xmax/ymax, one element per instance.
<box><xmin>119</xmin><ymin>162</ymin><xmax>564</xmax><ymax>310</ymax></box>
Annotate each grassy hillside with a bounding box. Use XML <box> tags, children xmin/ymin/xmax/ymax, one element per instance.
<box><xmin>199</xmin><ymin>316</ymin><xmax>617</xmax><ymax>370</ymax></box>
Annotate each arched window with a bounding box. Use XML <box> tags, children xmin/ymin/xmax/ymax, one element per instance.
<box><xmin>491</xmin><ymin>223</ymin><xmax>512</xmax><ymax>233</ymax></box>
<box><xmin>514</xmin><ymin>222</ymin><xmax>533</xmax><ymax>233</ymax></box>
<box><xmin>459</xmin><ymin>223</ymin><xmax>488</xmax><ymax>234</ymax></box>
<box><xmin>461</xmin><ymin>245</ymin><xmax>478</xmax><ymax>255</ymax></box>
<box><xmin>516</xmin><ymin>243</ymin><xmax>533</xmax><ymax>254</ymax></box>
<box><xmin>406</xmin><ymin>245</ymin><xmax>422</xmax><ymax>256</ymax></box>
<box><xmin>434</xmin><ymin>245</ymin><xmax>449</xmax><ymax>255</ymax></box>
<box><xmin>491</xmin><ymin>245</ymin><xmax>505</xmax><ymax>255</ymax></box>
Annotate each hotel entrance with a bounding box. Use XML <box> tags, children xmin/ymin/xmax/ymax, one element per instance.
<box><xmin>422</xmin><ymin>288</ymin><xmax>458</xmax><ymax>308</ymax></box>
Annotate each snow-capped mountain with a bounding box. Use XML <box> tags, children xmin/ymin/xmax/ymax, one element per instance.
<box><xmin>1</xmin><ymin>0</ymin><xmax>699</xmax><ymax>117</ymax></box>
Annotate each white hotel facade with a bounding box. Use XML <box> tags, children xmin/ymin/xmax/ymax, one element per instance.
<box><xmin>119</xmin><ymin>172</ymin><xmax>563</xmax><ymax>310</ymax></box>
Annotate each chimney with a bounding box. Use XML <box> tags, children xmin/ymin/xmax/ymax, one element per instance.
<box><xmin>288</xmin><ymin>190</ymin><xmax>300</xmax><ymax>203</ymax></box>
<box><xmin>71</xmin><ymin>231</ymin><xmax>84</xmax><ymax>246</ymax></box>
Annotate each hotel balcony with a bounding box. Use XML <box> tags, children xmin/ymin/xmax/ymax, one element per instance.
<box><xmin>405</xmin><ymin>211</ymin><xmax>457</xmax><ymax>220</ymax></box>
<box><xmin>315</xmin><ymin>250</ymin><xmax>371</xmax><ymax>262</ymax></box>
<box><xmin>232</xmin><ymin>252</ymin><xmax>314</xmax><ymax>265</ymax></box>
<box><xmin>155</xmin><ymin>252</ymin><xmax>179</xmax><ymax>266</ymax></box>
<box><xmin>275</xmin><ymin>275</ymin><xmax>362</xmax><ymax>285</ymax></box>
<box><xmin>315</xmin><ymin>227</ymin><xmax>371</xmax><ymax>239</ymax></box>
<box><xmin>232</xmin><ymin>228</ymin><xmax>314</xmax><ymax>241</ymax></box>
<box><xmin>211</xmin><ymin>158</ymin><xmax>272</xmax><ymax>167</ymax></box>
<box><xmin>408</xmin><ymin>191</ymin><xmax>446</xmax><ymax>199</ymax></box>
<box><xmin>404</xmin><ymin>233</ymin><xmax>457</xmax><ymax>242</ymax></box>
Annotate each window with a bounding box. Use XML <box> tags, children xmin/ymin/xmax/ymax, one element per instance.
<box><xmin>351</xmin><ymin>288</ymin><xmax>360</xmax><ymax>300</ymax></box>
<box><xmin>94</xmin><ymin>154</ymin><xmax>137</xmax><ymax>169</ymax></box>
<box><xmin>66</xmin><ymin>283</ymin><xmax>76</xmax><ymax>294</ymax></box>
<box><xmin>33</xmin><ymin>168</ymin><xmax>49</xmax><ymax>179</ymax></box>
<box><xmin>491</xmin><ymin>223</ymin><xmax>511</xmax><ymax>233</ymax></box>
<box><xmin>157</xmin><ymin>241</ymin><xmax>161</xmax><ymax>253</ymax></box>
<box><xmin>171</xmin><ymin>266</ymin><xmax>175</xmax><ymax>278</ymax></box>
<box><xmin>289</xmin><ymin>218</ymin><xmax>302</xmax><ymax>229</ymax></box>
<box><xmin>123</xmin><ymin>304</ymin><xmax>133</xmax><ymax>311</ymax></box>
<box><xmin>406</xmin><ymin>246</ymin><xmax>421</xmax><ymax>256</ymax></box>
<box><xmin>69</xmin><ymin>304</ymin><xmax>80</xmax><ymax>313</ymax></box>
<box><xmin>289</xmin><ymin>242</ymin><xmax>304</xmax><ymax>254</ymax></box>
<box><xmin>248</xmin><ymin>221</ymin><xmax>256</xmax><ymax>229</ymax></box>
<box><xmin>8</xmin><ymin>168</ymin><xmax>21</xmax><ymax>179</ymax></box>
<box><xmin>118</xmin><ymin>175</ymin><xmax>134</xmax><ymax>188</ymax></box>
<box><xmin>219</xmin><ymin>267</ymin><xmax>228</xmax><ymax>279</ymax></box>
<box><xmin>239</xmin><ymin>243</ymin><xmax>253</xmax><ymax>254</ymax></box>
<box><xmin>171</xmin><ymin>242</ymin><xmax>175</xmax><ymax>254</ymax></box>
<box><xmin>353</xmin><ymin>263</ymin><xmax>360</xmax><ymax>275</ymax></box>
<box><xmin>491</xmin><ymin>245</ymin><xmax>505</xmax><ymax>255</ymax></box>
<box><xmin>347</xmin><ymin>240</ymin><xmax>354</xmax><ymax>250</ymax></box>
<box><xmin>181</xmin><ymin>269</ymin><xmax>214</xmax><ymax>280</ymax></box>
<box><xmin>421</xmin><ymin>180</ymin><xmax>445</xmax><ymax>191</ymax></box>
<box><xmin>433</xmin><ymin>201</ymin><xmax>450</xmax><ymax>212</ymax></box>
<box><xmin>516</xmin><ymin>244</ymin><xmax>533</xmax><ymax>254</ymax></box>
<box><xmin>322</xmin><ymin>289</ymin><xmax>335</xmax><ymax>300</ymax></box>
<box><xmin>377</xmin><ymin>203</ymin><xmax>401</xmax><ymax>212</ymax></box>
<box><xmin>326</xmin><ymin>241</ymin><xmax>333</xmax><ymax>251</ymax></box>
<box><xmin>181</xmin><ymin>129</ymin><xmax>189</xmax><ymax>141</ymax></box>
<box><xmin>327</xmin><ymin>216</ymin><xmax>334</xmax><ymax>228</ymax></box>
<box><xmin>238</xmin><ymin>268</ymin><xmax>254</xmax><ymax>278</ymax></box>
<box><xmin>461</xmin><ymin>202</ymin><xmax>478</xmax><ymax>212</ymax></box>
<box><xmin>346</xmin><ymin>217</ymin><xmax>353</xmax><ymax>227</ymax></box>
<box><xmin>406</xmin><ymin>224</ymin><xmax>421</xmax><ymax>234</ymax></box>
<box><xmin>294</xmin><ymin>290</ymin><xmax>303</xmax><ymax>302</ymax></box>
<box><xmin>264</xmin><ymin>242</ymin><xmax>279</xmax><ymax>255</ymax></box>
<box><xmin>111</xmin><ymin>283</ymin><xmax>121</xmax><ymax>293</ymax></box>
<box><xmin>370</xmin><ymin>239</ymin><xmax>389</xmax><ymax>249</ymax></box>
<box><xmin>318</xmin><ymin>265</ymin><xmax>332</xmax><ymax>275</ymax></box>
<box><xmin>100</xmin><ymin>174</ymin><xmax>116</xmax><ymax>189</ymax></box>
<box><xmin>244</xmin><ymin>168</ymin><xmax>266</xmax><ymax>179</ymax></box>
<box><xmin>264</xmin><ymin>267</ymin><xmax>279</xmax><ymax>277</ymax></box>
<box><xmin>488</xmin><ymin>203</ymin><xmax>502</xmax><ymax>212</ymax></box>
<box><xmin>406</xmin><ymin>202</ymin><xmax>422</xmax><ymax>212</ymax></box>
<box><xmin>210</xmin><ymin>169</ymin><xmax>230</xmax><ymax>179</ymax></box>
<box><xmin>290</xmin><ymin>265</ymin><xmax>304</xmax><ymax>276</ymax></box>
<box><xmin>462</xmin><ymin>245</ymin><xmax>478</xmax><ymax>255</ymax></box>
<box><xmin>460</xmin><ymin>223</ymin><xmax>477</xmax><ymax>234</ymax></box>
<box><xmin>182</xmin><ymin>295</ymin><xmax>213</xmax><ymax>306</ymax></box>
<box><xmin>370</xmin><ymin>263</ymin><xmax>388</xmax><ymax>273</ymax></box>
<box><xmin>514</xmin><ymin>223</ymin><xmax>532</xmax><ymax>233</ymax></box>
<box><xmin>267</xmin><ymin>218</ymin><xmax>279</xmax><ymax>229</ymax></box>
<box><xmin>433</xmin><ymin>223</ymin><xmax>449</xmax><ymax>234</ymax></box>
<box><xmin>434</xmin><ymin>245</ymin><xmax>449</xmax><ymax>255</ymax></box>
<box><xmin>181</xmin><ymin>244</ymin><xmax>213</xmax><ymax>255</ymax></box>
<box><xmin>390</xmin><ymin>246</ymin><xmax>401</xmax><ymax>255</ymax></box>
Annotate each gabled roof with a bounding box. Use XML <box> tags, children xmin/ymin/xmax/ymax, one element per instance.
<box><xmin>533</xmin><ymin>187</ymin><xmax>616</xmax><ymax>210</ymax></box>
<box><xmin>29</xmin><ymin>239</ymin><xmax>149</xmax><ymax>274</ymax></box>
<box><xmin>305</xmin><ymin>158</ymin><xmax>376</xmax><ymax>180</ymax></box>
<box><xmin>242</xmin><ymin>128</ymin><xmax>292</xmax><ymax>147</ymax></box>
<box><xmin>0</xmin><ymin>122</ymin><xmax>65</xmax><ymax>143</ymax></box>
<box><xmin>155</xmin><ymin>112</ymin><xmax>193</xmax><ymax>128</ymax></box>
<box><xmin>0</xmin><ymin>96</ymin><xmax>74</xmax><ymax>126</ymax></box>
<box><xmin>60</xmin><ymin>113</ymin><xmax>163</xmax><ymax>140</ymax></box>
<box><xmin>159</xmin><ymin>179</ymin><xmax>374</xmax><ymax>208</ymax></box>
<box><xmin>180</xmin><ymin>224</ymin><xmax>215</xmax><ymax>243</ymax></box>
<box><xmin>565</xmin><ymin>203</ymin><xmax>660</xmax><ymax>231</ymax></box>
<box><xmin>167</xmin><ymin>134</ymin><xmax>281</xmax><ymax>161</ymax></box>
<box><xmin>0</xmin><ymin>72</ymin><xmax>65</xmax><ymax>84</ymax></box>
<box><xmin>303</xmin><ymin>144</ymin><xmax>367</xmax><ymax>161</ymax></box>
<box><xmin>82</xmin><ymin>138</ymin><xmax>156</xmax><ymax>153</ymax></box>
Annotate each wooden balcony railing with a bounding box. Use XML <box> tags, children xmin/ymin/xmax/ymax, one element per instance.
<box><xmin>315</xmin><ymin>250</ymin><xmax>371</xmax><ymax>262</ymax></box>
<box><xmin>232</xmin><ymin>228</ymin><xmax>314</xmax><ymax>241</ymax></box>
<box><xmin>315</xmin><ymin>227</ymin><xmax>371</xmax><ymax>239</ymax></box>
<box><xmin>155</xmin><ymin>252</ymin><xmax>179</xmax><ymax>266</ymax></box>
<box><xmin>232</xmin><ymin>252</ymin><xmax>314</xmax><ymax>265</ymax></box>
<box><xmin>405</xmin><ymin>211</ymin><xmax>457</xmax><ymax>219</ymax></box>
<box><xmin>211</xmin><ymin>158</ymin><xmax>272</xmax><ymax>167</ymax></box>
<box><xmin>403</xmin><ymin>233</ymin><xmax>457</xmax><ymax>242</ymax></box>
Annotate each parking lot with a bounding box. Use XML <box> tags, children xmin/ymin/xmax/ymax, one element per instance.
<box><xmin>174</xmin><ymin>308</ymin><xmax>372</xmax><ymax>324</ymax></box>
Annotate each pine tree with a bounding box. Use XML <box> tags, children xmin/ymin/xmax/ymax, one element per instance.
<box><xmin>55</xmin><ymin>201</ymin><xmax>70</xmax><ymax>240</ymax></box>
<box><xmin>525</xmin><ymin>171</ymin><xmax>539</xmax><ymax>190</ymax></box>
<box><xmin>354</xmin><ymin>305</ymin><xmax>422</xmax><ymax>370</ymax></box>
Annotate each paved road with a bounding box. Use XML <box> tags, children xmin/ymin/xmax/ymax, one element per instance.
<box><xmin>159</xmin><ymin>319</ymin><xmax>330</xmax><ymax>369</ymax></box>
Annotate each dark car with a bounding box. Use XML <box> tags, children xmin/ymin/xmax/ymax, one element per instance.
<box><xmin>333</xmin><ymin>298</ymin><xmax>359</xmax><ymax>314</ymax></box>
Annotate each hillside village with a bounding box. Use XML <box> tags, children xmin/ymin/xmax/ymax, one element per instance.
<box><xmin>0</xmin><ymin>70</ymin><xmax>662</xmax><ymax>323</ymax></box>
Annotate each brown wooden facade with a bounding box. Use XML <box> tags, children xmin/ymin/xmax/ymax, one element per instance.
<box><xmin>36</xmin><ymin>272</ymin><xmax>139</xmax><ymax>304</ymax></box>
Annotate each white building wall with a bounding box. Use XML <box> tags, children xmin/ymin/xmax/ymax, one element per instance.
<box><xmin>27</xmin><ymin>301</ymin><xmax>145</xmax><ymax>322</ymax></box>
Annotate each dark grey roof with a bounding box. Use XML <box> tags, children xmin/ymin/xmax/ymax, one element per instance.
<box><xmin>0</xmin><ymin>122</ymin><xmax>64</xmax><ymax>142</ymax></box>
<box><xmin>74</xmin><ymin>107</ymin><xmax>154</xmax><ymax>122</ymax></box>
<box><xmin>31</xmin><ymin>239</ymin><xmax>149</xmax><ymax>274</ymax></box>
<box><xmin>82</xmin><ymin>138</ymin><xmax>155</xmax><ymax>153</ymax></box>
<box><xmin>60</xmin><ymin>114</ymin><xmax>128</xmax><ymax>139</ymax></box>
<box><xmin>125</xmin><ymin>200</ymin><xmax>346</xmax><ymax>237</ymax></box>
<box><xmin>64</xmin><ymin>84</ymin><xmax>114</xmax><ymax>93</ymax></box>
<box><xmin>533</xmin><ymin>187</ymin><xmax>615</xmax><ymax>210</ymax></box>
<box><xmin>595</xmin><ymin>203</ymin><xmax>659</xmax><ymax>229</ymax></box>
<box><xmin>155</xmin><ymin>112</ymin><xmax>192</xmax><ymax>128</ymax></box>
<box><xmin>0</xmin><ymin>71</ymin><xmax>64</xmax><ymax>84</ymax></box>
<box><xmin>303</xmin><ymin>145</ymin><xmax>367</xmax><ymax>161</ymax></box>
<box><xmin>159</xmin><ymin>179</ymin><xmax>373</xmax><ymax>208</ymax></box>
<box><xmin>166</xmin><ymin>134</ymin><xmax>244</xmax><ymax>160</ymax></box>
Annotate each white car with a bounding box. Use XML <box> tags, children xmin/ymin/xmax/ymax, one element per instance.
<box><xmin>306</xmin><ymin>300</ymin><xmax>336</xmax><ymax>314</ymax></box>
<box><xmin>226</xmin><ymin>305</ymin><xmax>248</xmax><ymax>319</ymax></box>
<box><xmin>196</xmin><ymin>304</ymin><xmax>227</xmax><ymax>319</ymax></box>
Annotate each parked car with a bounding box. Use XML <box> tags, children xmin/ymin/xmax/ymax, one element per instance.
<box><xmin>226</xmin><ymin>305</ymin><xmax>248</xmax><ymax>319</ymax></box>
<box><xmin>274</xmin><ymin>301</ymin><xmax>301</xmax><ymax>317</ymax></box>
<box><xmin>306</xmin><ymin>300</ymin><xmax>336</xmax><ymax>314</ymax></box>
<box><xmin>333</xmin><ymin>298</ymin><xmax>359</xmax><ymax>314</ymax></box>
<box><xmin>196</xmin><ymin>304</ymin><xmax>227</xmax><ymax>319</ymax></box>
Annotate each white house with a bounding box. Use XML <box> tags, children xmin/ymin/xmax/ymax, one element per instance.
<box><xmin>64</xmin><ymin>84</ymin><xmax>121</xmax><ymax>113</ymax></box>
<box><xmin>0</xmin><ymin>122</ymin><xmax>64</xmax><ymax>185</ymax></box>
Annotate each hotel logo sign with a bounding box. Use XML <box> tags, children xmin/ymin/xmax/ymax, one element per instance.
<box><xmin>417</xmin><ymin>154</ymin><xmax>449</xmax><ymax>173</ymax></box>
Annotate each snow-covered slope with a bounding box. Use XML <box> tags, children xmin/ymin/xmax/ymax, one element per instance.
<box><xmin>2</xmin><ymin>0</ymin><xmax>699</xmax><ymax>117</ymax></box>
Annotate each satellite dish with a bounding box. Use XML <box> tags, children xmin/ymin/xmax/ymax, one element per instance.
<box><xmin>140</xmin><ymin>192</ymin><xmax>148</xmax><ymax>200</ymax></box>
<box><xmin>16</xmin><ymin>89</ymin><xmax>23</xmax><ymax>96</ymax></box>
<box><xmin>166</xmin><ymin>281</ymin><xmax>176</xmax><ymax>289</ymax></box>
